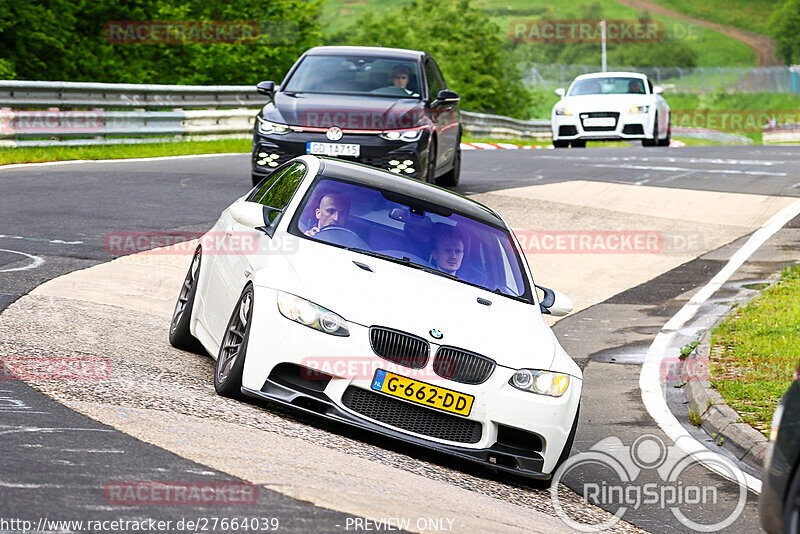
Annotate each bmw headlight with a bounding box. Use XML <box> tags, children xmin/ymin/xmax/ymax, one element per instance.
<box><xmin>554</xmin><ymin>107</ymin><xmax>572</xmax><ymax>116</ymax></box>
<box><xmin>629</xmin><ymin>105</ymin><xmax>649</xmax><ymax>114</ymax></box>
<box><xmin>379</xmin><ymin>128</ymin><xmax>423</xmax><ymax>142</ymax></box>
<box><xmin>510</xmin><ymin>369</ymin><xmax>570</xmax><ymax>397</ymax></box>
<box><xmin>258</xmin><ymin>118</ymin><xmax>290</xmax><ymax>135</ymax></box>
<box><xmin>277</xmin><ymin>291</ymin><xmax>349</xmax><ymax>336</ymax></box>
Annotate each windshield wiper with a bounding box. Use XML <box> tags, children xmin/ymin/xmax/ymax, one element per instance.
<box><xmin>345</xmin><ymin>247</ymin><xmax>460</xmax><ymax>281</ymax></box>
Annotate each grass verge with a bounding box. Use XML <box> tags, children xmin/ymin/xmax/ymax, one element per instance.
<box><xmin>710</xmin><ymin>265</ymin><xmax>800</xmax><ymax>436</ymax></box>
<box><xmin>0</xmin><ymin>139</ymin><xmax>251</xmax><ymax>166</ymax></box>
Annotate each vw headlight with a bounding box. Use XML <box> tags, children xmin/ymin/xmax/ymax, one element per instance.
<box><xmin>379</xmin><ymin>128</ymin><xmax>423</xmax><ymax>142</ymax></box>
<box><xmin>277</xmin><ymin>291</ymin><xmax>349</xmax><ymax>336</ymax></box>
<box><xmin>510</xmin><ymin>369</ymin><xmax>570</xmax><ymax>397</ymax></box>
<box><xmin>258</xmin><ymin>118</ymin><xmax>290</xmax><ymax>135</ymax></box>
<box><xmin>554</xmin><ymin>107</ymin><xmax>572</xmax><ymax>116</ymax></box>
<box><xmin>629</xmin><ymin>105</ymin><xmax>649</xmax><ymax>114</ymax></box>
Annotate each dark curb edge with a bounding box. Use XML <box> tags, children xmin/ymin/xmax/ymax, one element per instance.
<box><xmin>683</xmin><ymin>328</ymin><xmax>769</xmax><ymax>473</ymax></box>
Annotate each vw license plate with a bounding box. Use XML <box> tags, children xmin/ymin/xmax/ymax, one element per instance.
<box><xmin>582</xmin><ymin>117</ymin><xmax>615</xmax><ymax>127</ymax></box>
<box><xmin>306</xmin><ymin>142</ymin><xmax>360</xmax><ymax>157</ymax></box>
<box><xmin>370</xmin><ymin>369</ymin><xmax>474</xmax><ymax>416</ymax></box>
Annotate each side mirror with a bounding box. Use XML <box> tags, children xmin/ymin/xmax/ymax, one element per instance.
<box><xmin>256</xmin><ymin>81</ymin><xmax>275</xmax><ymax>99</ymax></box>
<box><xmin>555</xmin><ymin>88</ymin><xmax>565</xmax><ymax>97</ymax></box>
<box><xmin>432</xmin><ymin>89</ymin><xmax>460</xmax><ymax>107</ymax></box>
<box><xmin>230</xmin><ymin>202</ymin><xmax>280</xmax><ymax>230</ymax></box>
<box><xmin>536</xmin><ymin>285</ymin><xmax>573</xmax><ymax>317</ymax></box>
<box><xmin>653</xmin><ymin>86</ymin><xmax>664</xmax><ymax>95</ymax></box>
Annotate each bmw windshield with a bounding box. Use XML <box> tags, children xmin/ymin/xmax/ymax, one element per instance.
<box><xmin>283</xmin><ymin>55</ymin><xmax>422</xmax><ymax>98</ymax></box>
<box><xmin>291</xmin><ymin>177</ymin><xmax>533</xmax><ymax>302</ymax></box>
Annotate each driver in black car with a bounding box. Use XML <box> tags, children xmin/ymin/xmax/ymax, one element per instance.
<box><xmin>304</xmin><ymin>193</ymin><xmax>350</xmax><ymax>236</ymax></box>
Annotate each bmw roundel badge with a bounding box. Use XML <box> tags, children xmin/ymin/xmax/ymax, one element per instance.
<box><xmin>429</xmin><ymin>329</ymin><xmax>443</xmax><ymax>340</ymax></box>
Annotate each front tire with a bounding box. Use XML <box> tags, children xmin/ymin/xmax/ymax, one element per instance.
<box><xmin>553</xmin><ymin>140</ymin><xmax>570</xmax><ymax>148</ymax></box>
<box><xmin>424</xmin><ymin>139</ymin><xmax>437</xmax><ymax>183</ymax></box>
<box><xmin>642</xmin><ymin>114</ymin><xmax>658</xmax><ymax>146</ymax></box>
<box><xmin>658</xmin><ymin>116</ymin><xmax>671</xmax><ymax>146</ymax></box>
<box><xmin>169</xmin><ymin>246</ymin><xmax>205</xmax><ymax>353</ymax></box>
<box><xmin>570</xmin><ymin>140</ymin><xmax>586</xmax><ymax>148</ymax></box>
<box><xmin>529</xmin><ymin>404</ymin><xmax>580</xmax><ymax>490</ymax></box>
<box><xmin>214</xmin><ymin>285</ymin><xmax>254</xmax><ymax>397</ymax></box>
<box><xmin>435</xmin><ymin>135</ymin><xmax>461</xmax><ymax>187</ymax></box>
<box><xmin>783</xmin><ymin>462</ymin><xmax>800</xmax><ymax>533</ymax></box>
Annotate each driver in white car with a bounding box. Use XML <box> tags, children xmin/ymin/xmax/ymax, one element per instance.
<box><xmin>304</xmin><ymin>193</ymin><xmax>350</xmax><ymax>236</ymax></box>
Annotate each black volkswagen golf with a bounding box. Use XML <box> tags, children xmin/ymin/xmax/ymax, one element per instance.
<box><xmin>251</xmin><ymin>46</ymin><xmax>461</xmax><ymax>188</ymax></box>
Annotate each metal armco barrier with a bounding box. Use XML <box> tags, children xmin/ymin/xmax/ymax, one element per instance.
<box><xmin>0</xmin><ymin>80</ymin><xmax>554</xmax><ymax>147</ymax></box>
<box><xmin>0</xmin><ymin>80</ymin><xmax>260</xmax><ymax>109</ymax></box>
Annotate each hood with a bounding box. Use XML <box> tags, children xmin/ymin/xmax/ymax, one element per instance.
<box><xmin>558</xmin><ymin>93</ymin><xmax>651</xmax><ymax>113</ymax></box>
<box><xmin>262</xmin><ymin>92</ymin><xmax>426</xmax><ymax>130</ymax></box>
<box><xmin>272</xmin><ymin>239</ymin><xmax>557</xmax><ymax>371</ymax></box>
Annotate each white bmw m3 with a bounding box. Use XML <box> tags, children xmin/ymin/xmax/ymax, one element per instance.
<box><xmin>169</xmin><ymin>155</ymin><xmax>582</xmax><ymax>484</ymax></box>
<box><xmin>551</xmin><ymin>71</ymin><xmax>670</xmax><ymax>148</ymax></box>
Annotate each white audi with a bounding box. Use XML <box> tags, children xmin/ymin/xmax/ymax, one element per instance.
<box><xmin>169</xmin><ymin>155</ymin><xmax>582</xmax><ymax>484</ymax></box>
<box><xmin>551</xmin><ymin>71</ymin><xmax>670</xmax><ymax>147</ymax></box>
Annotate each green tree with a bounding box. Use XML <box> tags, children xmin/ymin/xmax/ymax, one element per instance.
<box><xmin>771</xmin><ymin>0</ymin><xmax>800</xmax><ymax>64</ymax></box>
<box><xmin>343</xmin><ymin>0</ymin><xmax>532</xmax><ymax>118</ymax></box>
<box><xmin>0</xmin><ymin>0</ymin><xmax>323</xmax><ymax>84</ymax></box>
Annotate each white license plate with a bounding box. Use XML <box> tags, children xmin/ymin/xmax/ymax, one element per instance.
<box><xmin>583</xmin><ymin>117</ymin><xmax>616</xmax><ymax>127</ymax></box>
<box><xmin>306</xmin><ymin>142</ymin><xmax>360</xmax><ymax>157</ymax></box>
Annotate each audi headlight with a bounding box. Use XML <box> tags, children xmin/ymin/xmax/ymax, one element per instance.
<box><xmin>379</xmin><ymin>128</ymin><xmax>423</xmax><ymax>142</ymax></box>
<box><xmin>554</xmin><ymin>107</ymin><xmax>572</xmax><ymax>116</ymax></box>
<box><xmin>258</xmin><ymin>118</ymin><xmax>290</xmax><ymax>135</ymax></box>
<box><xmin>277</xmin><ymin>291</ymin><xmax>349</xmax><ymax>336</ymax></box>
<box><xmin>510</xmin><ymin>369</ymin><xmax>570</xmax><ymax>397</ymax></box>
<box><xmin>629</xmin><ymin>105</ymin><xmax>649</xmax><ymax>114</ymax></box>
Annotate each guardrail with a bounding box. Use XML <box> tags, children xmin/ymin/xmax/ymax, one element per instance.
<box><xmin>0</xmin><ymin>80</ymin><xmax>261</xmax><ymax>109</ymax></box>
<box><xmin>0</xmin><ymin>80</ymin><xmax>554</xmax><ymax>147</ymax></box>
<box><xmin>0</xmin><ymin>80</ymin><xmax>769</xmax><ymax>147</ymax></box>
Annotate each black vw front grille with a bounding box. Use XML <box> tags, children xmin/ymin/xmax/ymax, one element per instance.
<box><xmin>433</xmin><ymin>347</ymin><xmax>495</xmax><ymax>384</ymax></box>
<box><xmin>369</xmin><ymin>327</ymin><xmax>429</xmax><ymax>369</ymax></box>
<box><xmin>342</xmin><ymin>386</ymin><xmax>482</xmax><ymax>444</ymax></box>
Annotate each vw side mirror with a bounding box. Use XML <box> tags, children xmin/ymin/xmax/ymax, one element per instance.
<box><xmin>256</xmin><ymin>81</ymin><xmax>275</xmax><ymax>99</ymax></box>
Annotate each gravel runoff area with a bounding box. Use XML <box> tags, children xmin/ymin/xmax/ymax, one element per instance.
<box><xmin>1</xmin><ymin>179</ymin><xmax>795</xmax><ymax>532</ymax></box>
<box><xmin>0</xmin><ymin>276</ymin><xmax>645</xmax><ymax>533</ymax></box>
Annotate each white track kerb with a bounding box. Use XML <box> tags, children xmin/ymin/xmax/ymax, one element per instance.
<box><xmin>640</xmin><ymin>199</ymin><xmax>800</xmax><ymax>494</ymax></box>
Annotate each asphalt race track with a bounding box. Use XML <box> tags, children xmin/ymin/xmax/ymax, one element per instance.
<box><xmin>2</xmin><ymin>145</ymin><xmax>800</xmax><ymax>533</ymax></box>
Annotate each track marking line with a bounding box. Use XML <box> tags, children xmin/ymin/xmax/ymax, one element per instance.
<box><xmin>589</xmin><ymin>163</ymin><xmax>787</xmax><ymax>176</ymax></box>
<box><xmin>0</xmin><ymin>249</ymin><xmax>45</xmax><ymax>272</ymax></box>
<box><xmin>640</xmin><ymin>198</ymin><xmax>800</xmax><ymax>494</ymax></box>
<box><xmin>0</xmin><ymin>152</ymin><xmax>248</xmax><ymax>171</ymax></box>
<box><xmin>0</xmin><ymin>234</ymin><xmax>83</xmax><ymax>245</ymax></box>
